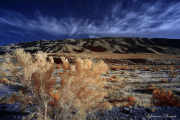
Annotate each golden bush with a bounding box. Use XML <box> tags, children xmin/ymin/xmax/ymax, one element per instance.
<box><xmin>1</xmin><ymin>49</ymin><xmax>112</xmax><ymax>120</ymax></box>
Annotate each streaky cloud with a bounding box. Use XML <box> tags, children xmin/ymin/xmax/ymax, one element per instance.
<box><xmin>0</xmin><ymin>0</ymin><xmax>180</xmax><ymax>40</ymax></box>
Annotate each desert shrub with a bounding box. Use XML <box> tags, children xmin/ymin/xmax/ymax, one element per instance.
<box><xmin>120</xmin><ymin>66</ymin><xmax>128</xmax><ymax>70</ymax></box>
<box><xmin>113</xmin><ymin>101</ymin><xmax>118</xmax><ymax>107</ymax></box>
<box><xmin>168</xmin><ymin>66</ymin><xmax>174</xmax><ymax>70</ymax></box>
<box><xmin>161</xmin><ymin>78</ymin><xmax>167</xmax><ymax>83</ymax></box>
<box><xmin>55</xmin><ymin>57</ymin><xmax>112</xmax><ymax>119</ymax></box>
<box><xmin>151</xmin><ymin>89</ymin><xmax>180</xmax><ymax>107</ymax></box>
<box><xmin>168</xmin><ymin>70</ymin><xmax>178</xmax><ymax>81</ymax></box>
<box><xmin>160</xmin><ymin>66</ymin><xmax>167</xmax><ymax>70</ymax></box>
<box><xmin>107</xmin><ymin>78</ymin><xmax>117</xmax><ymax>82</ymax></box>
<box><xmin>155</xmin><ymin>68</ymin><xmax>160</xmax><ymax>71</ymax></box>
<box><xmin>0</xmin><ymin>62</ymin><xmax>10</xmax><ymax>83</ymax></box>
<box><xmin>110</xmin><ymin>96</ymin><xmax>136</xmax><ymax>107</ymax></box>
<box><xmin>1</xmin><ymin>49</ymin><xmax>112</xmax><ymax>120</ymax></box>
<box><xmin>149</xmin><ymin>84</ymin><xmax>155</xmax><ymax>90</ymax></box>
<box><xmin>0</xmin><ymin>78</ymin><xmax>10</xmax><ymax>84</ymax></box>
<box><xmin>121</xmin><ymin>96</ymin><xmax>136</xmax><ymax>107</ymax></box>
<box><xmin>178</xmin><ymin>65</ymin><xmax>180</xmax><ymax>69</ymax></box>
<box><xmin>9</xmin><ymin>92</ymin><xmax>32</xmax><ymax>104</ymax></box>
<box><xmin>112</xmin><ymin>74</ymin><xmax>118</xmax><ymax>79</ymax></box>
<box><xmin>111</xmin><ymin>65</ymin><xmax>119</xmax><ymax>70</ymax></box>
<box><xmin>121</xmin><ymin>71</ymin><xmax>125</xmax><ymax>74</ymax></box>
<box><xmin>55</xmin><ymin>64</ymin><xmax>61</xmax><ymax>69</ymax></box>
<box><xmin>143</xmin><ymin>66</ymin><xmax>149</xmax><ymax>71</ymax></box>
<box><xmin>129</xmin><ymin>66</ymin><xmax>134</xmax><ymax>70</ymax></box>
<box><xmin>0</xmin><ymin>69</ymin><xmax>8</xmax><ymax>77</ymax></box>
<box><xmin>149</xmin><ymin>84</ymin><xmax>155</xmax><ymax>87</ymax></box>
<box><xmin>2</xmin><ymin>49</ymin><xmax>56</xmax><ymax>119</ymax></box>
<box><xmin>127</xmin><ymin>96</ymin><xmax>135</xmax><ymax>106</ymax></box>
<box><xmin>111</xmin><ymin>65</ymin><xmax>128</xmax><ymax>70</ymax></box>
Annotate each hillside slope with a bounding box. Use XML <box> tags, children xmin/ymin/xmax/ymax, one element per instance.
<box><xmin>0</xmin><ymin>37</ymin><xmax>180</xmax><ymax>54</ymax></box>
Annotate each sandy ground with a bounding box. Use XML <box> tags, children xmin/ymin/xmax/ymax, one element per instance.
<box><xmin>104</xmin><ymin>68</ymin><xmax>180</xmax><ymax>107</ymax></box>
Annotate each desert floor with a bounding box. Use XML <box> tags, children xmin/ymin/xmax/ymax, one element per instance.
<box><xmin>0</xmin><ymin>53</ymin><xmax>180</xmax><ymax>119</ymax></box>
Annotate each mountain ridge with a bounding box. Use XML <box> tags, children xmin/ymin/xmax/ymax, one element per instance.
<box><xmin>1</xmin><ymin>37</ymin><xmax>180</xmax><ymax>55</ymax></box>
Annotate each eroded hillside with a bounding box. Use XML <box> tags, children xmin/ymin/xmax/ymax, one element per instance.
<box><xmin>1</xmin><ymin>37</ymin><xmax>180</xmax><ymax>55</ymax></box>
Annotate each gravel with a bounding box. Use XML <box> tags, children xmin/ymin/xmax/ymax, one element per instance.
<box><xmin>88</xmin><ymin>106</ymin><xmax>180</xmax><ymax>120</ymax></box>
<box><xmin>0</xmin><ymin>103</ymin><xmax>29</xmax><ymax>120</ymax></box>
<box><xmin>0</xmin><ymin>103</ymin><xmax>179</xmax><ymax>120</ymax></box>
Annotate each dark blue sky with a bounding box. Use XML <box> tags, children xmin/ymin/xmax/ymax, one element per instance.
<box><xmin>0</xmin><ymin>0</ymin><xmax>180</xmax><ymax>46</ymax></box>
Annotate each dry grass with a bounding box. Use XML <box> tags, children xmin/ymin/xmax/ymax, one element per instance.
<box><xmin>0</xmin><ymin>78</ymin><xmax>10</xmax><ymax>84</ymax></box>
<box><xmin>0</xmin><ymin>69</ymin><xmax>8</xmax><ymax>77</ymax></box>
<box><xmin>1</xmin><ymin>49</ymin><xmax>112</xmax><ymax>120</ymax></box>
<box><xmin>54</xmin><ymin>57</ymin><xmax>112</xmax><ymax>119</ymax></box>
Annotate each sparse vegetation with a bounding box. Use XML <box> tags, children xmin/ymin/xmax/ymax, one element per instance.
<box><xmin>1</xmin><ymin>49</ymin><xmax>112</xmax><ymax>120</ymax></box>
<box><xmin>151</xmin><ymin>89</ymin><xmax>180</xmax><ymax>107</ymax></box>
<box><xmin>0</xmin><ymin>47</ymin><xmax>180</xmax><ymax>119</ymax></box>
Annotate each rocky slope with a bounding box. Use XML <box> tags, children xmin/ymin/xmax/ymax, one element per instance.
<box><xmin>1</xmin><ymin>37</ymin><xmax>180</xmax><ymax>55</ymax></box>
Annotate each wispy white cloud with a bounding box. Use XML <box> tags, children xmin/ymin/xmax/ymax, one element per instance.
<box><xmin>0</xmin><ymin>0</ymin><xmax>180</xmax><ymax>40</ymax></box>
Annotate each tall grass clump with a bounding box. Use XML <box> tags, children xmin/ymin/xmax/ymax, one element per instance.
<box><xmin>1</xmin><ymin>49</ymin><xmax>112</xmax><ymax>120</ymax></box>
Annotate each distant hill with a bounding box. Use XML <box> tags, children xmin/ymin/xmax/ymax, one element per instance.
<box><xmin>1</xmin><ymin>37</ymin><xmax>180</xmax><ymax>55</ymax></box>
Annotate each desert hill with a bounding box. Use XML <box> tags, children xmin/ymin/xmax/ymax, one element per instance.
<box><xmin>0</xmin><ymin>37</ymin><xmax>180</xmax><ymax>55</ymax></box>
